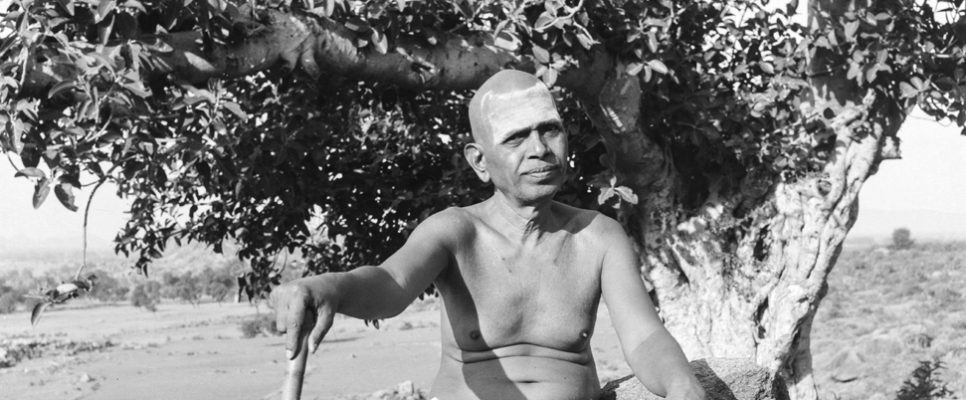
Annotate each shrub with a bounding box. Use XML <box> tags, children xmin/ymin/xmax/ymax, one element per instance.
<box><xmin>239</xmin><ymin>314</ymin><xmax>280</xmax><ymax>338</ymax></box>
<box><xmin>896</xmin><ymin>360</ymin><xmax>955</xmax><ymax>400</ymax></box>
<box><xmin>88</xmin><ymin>270</ymin><xmax>125</xmax><ymax>302</ymax></box>
<box><xmin>0</xmin><ymin>292</ymin><xmax>20</xmax><ymax>314</ymax></box>
<box><xmin>131</xmin><ymin>281</ymin><xmax>162</xmax><ymax>312</ymax></box>
<box><xmin>891</xmin><ymin>228</ymin><xmax>915</xmax><ymax>251</ymax></box>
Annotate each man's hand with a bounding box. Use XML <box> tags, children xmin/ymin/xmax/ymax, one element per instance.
<box><xmin>666</xmin><ymin>377</ymin><xmax>707</xmax><ymax>400</ymax></box>
<box><xmin>271</xmin><ymin>275</ymin><xmax>340</xmax><ymax>359</ymax></box>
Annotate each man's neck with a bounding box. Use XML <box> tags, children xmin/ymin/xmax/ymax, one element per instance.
<box><xmin>490</xmin><ymin>191</ymin><xmax>555</xmax><ymax>236</ymax></box>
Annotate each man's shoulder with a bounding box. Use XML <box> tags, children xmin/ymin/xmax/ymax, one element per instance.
<box><xmin>551</xmin><ymin>202</ymin><xmax>625</xmax><ymax>238</ymax></box>
<box><xmin>417</xmin><ymin>206</ymin><xmax>477</xmax><ymax>235</ymax></box>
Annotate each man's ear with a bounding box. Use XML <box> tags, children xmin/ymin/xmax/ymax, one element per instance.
<box><xmin>463</xmin><ymin>143</ymin><xmax>490</xmax><ymax>183</ymax></box>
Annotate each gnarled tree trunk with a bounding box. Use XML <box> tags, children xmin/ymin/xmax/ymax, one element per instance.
<box><xmin>584</xmin><ymin>2</ymin><xmax>907</xmax><ymax>399</ymax></box>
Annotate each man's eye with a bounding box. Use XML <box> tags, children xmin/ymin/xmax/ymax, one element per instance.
<box><xmin>542</xmin><ymin>127</ymin><xmax>563</xmax><ymax>138</ymax></box>
<box><xmin>504</xmin><ymin>134</ymin><xmax>526</xmax><ymax>145</ymax></box>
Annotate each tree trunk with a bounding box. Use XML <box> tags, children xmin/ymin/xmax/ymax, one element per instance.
<box><xmin>586</xmin><ymin>1</ymin><xmax>908</xmax><ymax>396</ymax></box>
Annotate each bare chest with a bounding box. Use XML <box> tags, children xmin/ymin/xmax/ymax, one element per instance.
<box><xmin>436</xmin><ymin>229</ymin><xmax>604</xmax><ymax>352</ymax></box>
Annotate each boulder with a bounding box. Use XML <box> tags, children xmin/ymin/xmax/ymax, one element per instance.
<box><xmin>601</xmin><ymin>358</ymin><xmax>785</xmax><ymax>400</ymax></box>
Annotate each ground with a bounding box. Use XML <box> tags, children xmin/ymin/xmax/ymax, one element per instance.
<box><xmin>812</xmin><ymin>242</ymin><xmax>966</xmax><ymax>400</ymax></box>
<box><xmin>0</xmin><ymin>242</ymin><xmax>963</xmax><ymax>400</ymax></box>
<box><xmin>0</xmin><ymin>298</ymin><xmax>630</xmax><ymax>400</ymax></box>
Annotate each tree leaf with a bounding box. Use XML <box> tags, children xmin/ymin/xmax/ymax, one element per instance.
<box><xmin>494</xmin><ymin>30</ymin><xmax>520</xmax><ymax>51</ymax></box>
<box><xmin>597</xmin><ymin>187</ymin><xmax>615</xmax><ymax>205</ymax></box>
<box><xmin>47</xmin><ymin>81</ymin><xmax>76</xmax><ymax>99</ymax></box>
<box><xmin>535</xmin><ymin>12</ymin><xmax>555</xmax><ymax>31</ymax></box>
<box><xmin>123</xmin><ymin>0</ymin><xmax>146</xmax><ymax>13</ymax></box>
<box><xmin>759</xmin><ymin>62</ymin><xmax>775</xmax><ymax>75</ymax></box>
<box><xmin>614</xmin><ymin>186</ymin><xmax>639</xmax><ymax>205</ymax></box>
<box><xmin>371</xmin><ymin>30</ymin><xmax>388</xmax><ymax>54</ymax></box>
<box><xmin>843</xmin><ymin>20</ymin><xmax>859</xmax><ymax>42</ymax></box>
<box><xmin>95</xmin><ymin>0</ymin><xmax>116</xmax><ymax>24</ymax></box>
<box><xmin>345</xmin><ymin>18</ymin><xmax>371</xmax><ymax>33</ymax></box>
<box><xmin>532</xmin><ymin>44</ymin><xmax>550</xmax><ymax>64</ymax></box>
<box><xmin>899</xmin><ymin>81</ymin><xmax>918</xmax><ymax>98</ymax></box>
<box><xmin>55</xmin><ymin>182</ymin><xmax>78</xmax><ymax>212</ymax></box>
<box><xmin>223</xmin><ymin>101</ymin><xmax>248</xmax><ymax>121</ymax></box>
<box><xmin>542</xmin><ymin>67</ymin><xmax>558</xmax><ymax>86</ymax></box>
<box><xmin>14</xmin><ymin>167</ymin><xmax>45</xmax><ymax>178</ymax></box>
<box><xmin>307</xmin><ymin>5</ymin><xmax>332</xmax><ymax>17</ymax></box>
<box><xmin>31</xmin><ymin>302</ymin><xmax>48</xmax><ymax>326</ymax></box>
<box><xmin>454</xmin><ymin>0</ymin><xmax>473</xmax><ymax>20</ymax></box>
<box><xmin>865</xmin><ymin>65</ymin><xmax>879</xmax><ymax>84</ymax></box>
<box><xmin>911</xmin><ymin>76</ymin><xmax>925</xmax><ymax>90</ymax></box>
<box><xmin>626</xmin><ymin>62</ymin><xmax>644</xmax><ymax>76</ymax></box>
<box><xmin>576</xmin><ymin>30</ymin><xmax>595</xmax><ymax>50</ymax></box>
<box><xmin>184</xmin><ymin>52</ymin><xmax>217</xmax><ymax>73</ymax></box>
<box><xmin>33</xmin><ymin>177</ymin><xmax>51</xmax><ymax>209</ymax></box>
<box><xmin>647</xmin><ymin>59</ymin><xmax>669</xmax><ymax>74</ymax></box>
<box><xmin>57</xmin><ymin>0</ymin><xmax>75</xmax><ymax>16</ymax></box>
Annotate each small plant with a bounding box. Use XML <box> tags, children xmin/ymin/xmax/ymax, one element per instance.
<box><xmin>896</xmin><ymin>360</ymin><xmax>955</xmax><ymax>400</ymax></box>
<box><xmin>131</xmin><ymin>282</ymin><xmax>162</xmax><ymax>312</ymax></box>
<box><xmin>890</xmin><ymin>228</ymin><xmax>915</xmax><ymax>251</ymax></box>
<box><xmin>239</xmin><ymin>314</ymin><xmax>280</xmax><ymax>338</ymax></box>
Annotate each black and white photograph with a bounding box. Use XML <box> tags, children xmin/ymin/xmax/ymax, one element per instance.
<box><xmin>0</xmin><ymin>0</ymin><xmax>964</xmax><ymax>399</ymax></box>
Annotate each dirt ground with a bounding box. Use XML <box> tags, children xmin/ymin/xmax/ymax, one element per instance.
<box><xmin>0</xmin><ymin>299</ymin><xmax>630</xmax><ymax>400</ymax></box>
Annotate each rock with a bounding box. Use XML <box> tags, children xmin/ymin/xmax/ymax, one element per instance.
<box><xmin>601</xmin><ymin>358</ymin><xmax>783</xmax><ymax>400</ymax></box>
<box><xmin>78</xmin><ymin>373</ymin><xmax>95</xmax><ymax>383</ymax></box>
<box><xmin>397</xmin><ymin>380</ymin><xmax>416</xmax><ymax>396</ymax></box>
<box><xmin>826</xmin><ymin>348</ymin><xmax>865</xmax><ymax>383</ymax></box>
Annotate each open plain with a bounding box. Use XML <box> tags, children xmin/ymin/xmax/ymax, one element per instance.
<box><xmin>0</xmin><ymin>241</ymin><xmax>963</xmax><ymax>400</ymax></box>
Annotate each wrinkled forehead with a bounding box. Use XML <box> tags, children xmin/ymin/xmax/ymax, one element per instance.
<box><xmin>476</xmin><ymin>83</ymin><xmax>561</xmax><ymax>144</ymax></box>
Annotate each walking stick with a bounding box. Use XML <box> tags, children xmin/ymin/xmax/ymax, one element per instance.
<box><xmin>282</xmin><ymin>335</ymin><xmax>310</xmax><ymax>400</ymax></box>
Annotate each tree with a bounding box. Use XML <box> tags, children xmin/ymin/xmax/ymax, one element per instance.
<box><xmin>891</xmin><ymin>227</ymin><xmax>915</xmax><ymax>250</ymax></box>
<box><xmin>200</xmin><ymin>266</ymin><xmax>235</xmax><ymax>302</ymax></box>
<box><xmin>3</xmin><ymin>0</ymin><xmax>966</xmax><ymax>398</ymax></box>
<box><xmin>88</xmin><ymin>268</ymin><xmax>128</xmax><ymax>301</ymax></box>
<box><xmin>130</xmin><ymin>281</ymin><xmax>162</xmax><ymax>311</ymax></box>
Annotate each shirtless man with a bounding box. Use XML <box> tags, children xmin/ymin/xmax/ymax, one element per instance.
<box><xmin>271</xmin><ymin>70</ymin><xmax>706</xmax><ymax>400</ymax></box>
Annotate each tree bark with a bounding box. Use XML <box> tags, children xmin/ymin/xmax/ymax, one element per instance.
<box><xmin>581</xmin><ymin>2</ymin><xmax>910</xmax><ymax>399</ymax></box>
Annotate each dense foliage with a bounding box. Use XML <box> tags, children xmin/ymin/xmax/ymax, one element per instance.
<box><xmin>2</xmin><ymin>0</ymin><xmax>965</xmax><ymax>297</ymax></box>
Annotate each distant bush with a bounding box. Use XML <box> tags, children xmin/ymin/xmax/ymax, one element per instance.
<box><xmin>88</xmin><ymin>270</ymin><xmax>127</xmax><ymax>302</ymax></box>
<box><xmin>896</xmin><ymin>360</ymin><xmax>955</xmax><ymax>400</ymax></box>
<box><xmin>891</xmin><ymin>228</ymin><xmax>915</xmax><ymax>251</ymax></box>
<box><xmin>239</xmin><ymin>314</ymin><xmax>280</xmax><ymax>338</ymax></box>
<box><xmin>200</xmin><ymin>266</ymin><xmax>235</xmax><ymax>303</ymax></box>
<box><xmin>0</xmin><ymin>292</ymin><xmax>20</xmax><ymax>314</ymax></box>
<box><xmin>131</xmin><ymin>281</ymin><xmax>162</xmax><ymax>312</ymax></box>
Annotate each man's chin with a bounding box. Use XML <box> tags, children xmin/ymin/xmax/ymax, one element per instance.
<box><xmin>517</xmin><ymin>183</ymin><xmax>562</xmax><ymax>204</ymax></box>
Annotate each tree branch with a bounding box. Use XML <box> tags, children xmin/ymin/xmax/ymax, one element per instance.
<box><xmin>23</xmin><ymin>8</ymin><xmax>609</xmax><ymax>95</ymax></box>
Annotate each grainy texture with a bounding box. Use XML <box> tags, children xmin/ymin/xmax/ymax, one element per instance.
<box><xmin>601</xmin><ymin>358</ymin><xmax>782</xmax><ymax>400</ymax></box>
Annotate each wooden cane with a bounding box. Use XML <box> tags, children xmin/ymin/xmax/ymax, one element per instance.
<box><xmin>282</xmin><ymin>335</ymin><xmax>310</xmax><ymax>400</ymax></box>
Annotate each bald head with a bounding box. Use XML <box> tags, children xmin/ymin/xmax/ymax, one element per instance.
<box><xmin>468</xmin><ymin>70</ymin><xmax>561</xmax><ymax>145</ymax></box>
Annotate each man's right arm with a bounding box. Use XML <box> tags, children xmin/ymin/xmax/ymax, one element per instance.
<box><xmin>272</xmin><ymin>209</ymin><xmax>461</xmax><ymax>358</ymax></box>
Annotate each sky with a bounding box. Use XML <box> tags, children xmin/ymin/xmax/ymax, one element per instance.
<box><xmin>1</xmin><ymin>109</ymin><xmax>965</xmax><ymax>256</ymax></box>
<box><xmin>849</xmin><ymin>109</ymin><xmax>966</xmax><ymax>240</ymax></box>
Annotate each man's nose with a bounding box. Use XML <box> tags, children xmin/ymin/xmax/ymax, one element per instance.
<box><xmin>526</xmin><ymin>130</ymin><xmax>549</xmax><ymax>158</ymax></box>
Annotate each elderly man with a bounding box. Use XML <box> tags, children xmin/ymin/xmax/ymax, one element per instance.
<box><xmin>272</xmin><ymin>70</ymin><xmax>706</xmax><ymax>400</ymax></box>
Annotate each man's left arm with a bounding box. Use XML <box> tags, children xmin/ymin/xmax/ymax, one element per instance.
<box><xmin>599</xmin><ymin>219</ymin><xmax>706</xmax><ymax>400</ymax></box>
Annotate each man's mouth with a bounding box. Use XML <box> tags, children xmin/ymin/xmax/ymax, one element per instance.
<box><xmin>524</xmin><ymin>165</ymin><xmax>560</xmax><ymax>176</ymax></box>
